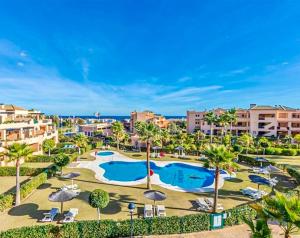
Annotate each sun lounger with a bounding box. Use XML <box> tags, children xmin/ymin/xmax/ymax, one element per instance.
<box><xmin>204</xmin><ymin>198</ymin><xmax>224</xmax><ymax>211</ymax></box>
<box><xmin>63</xmin><ymin>184</ymin><xmax>78</xmax><ymax>190</ymax></box>
<box><xmin>41</xmin><ymin>207</ymin><xmax>59</xmax><ymax>222</ymax></box>
<box><xmin>241</xmin><ymin>187</ymin><xmax>267</xmax><ymax>199</ymax></box>
<box><xmin>156</xmin><ymin>205</ymin><xmax>166</xmax><ymax>217</ymax></box>
<box><xmin>195</xmin><ymin>198</ymin><xmax>211</xmax><ymax>211</ymax></box>
<box><xmin>144</xmin><ymin>204</ymin><xmax>153</xmax><ymax>218</ymax></box>
<box><xmin>150</xmin><ymin>153</ymin><xmax>156</xmax><ymax>158</ymax></box>
<box><xmin>252</xmin><ymin>167</ymin><xmax>270</xmax><ymax>175</ymax></box>
<box><xmin>62</xmin><ymin>208</ymin><xmax>78</xmax><ymax>223</ymax></box>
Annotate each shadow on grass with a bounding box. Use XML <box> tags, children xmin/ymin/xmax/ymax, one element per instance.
<box><xmin>8</xmin><ymin>203</ymin><xmax>39</xmax><ymax>216</ymax></box>
<box><xmin>4</xmin><ymin>179</ymin><xmax>31</xmax><ymax>195</ymax></box>
<box><xmin>37</xmin><ymin>183</ymin><xmax>52</xmax><ymax>190</ymax></box>
<box><xmin>131</xmin><ymin>154</ymin><xmax>142</xmax><ymax>157</ymax></box>
<box><xmin>226</xmin><ymin>178</ymin><xmax>243</xmax><ymax>183</ymax></box>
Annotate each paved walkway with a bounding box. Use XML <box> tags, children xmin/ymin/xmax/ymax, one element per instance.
<box><xmin>146</xmin><ymin>224</ymin><xmax>300</xmax><ymax>238</ymax></box>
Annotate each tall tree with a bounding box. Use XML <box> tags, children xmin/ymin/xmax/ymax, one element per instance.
<box><xmin>237</xmin><ymin>133</ymin><xmax>254</xmax><ymax>154</ymax></box>
<box><xmin>160</xmin><ymin>129</ymin><xmax>170</xmax><ymax>147</ymax></box>
<box><xmin>73</xmin><ymin>133</ymin><xmax>88</xmax><ymax>154</ymax></box>
<box><xmin>204</xmin><ymin>145</ymin><xmax>237</xmax><ymax>212</ymax></box>
<box><xmin>204</xmin><ymin>111</ymin><xmax>218</xmax><ymax>143</ymax></box>
<box><xmin>6</xmin><ymin>143</ymin><xmax>33</xmax><ymax>206</ymax></box>
<box><xmin>134</xmin><ymin>121</ymin><xmax>160</xmax><ymax>189</ymax></box>
<box><xmin>294</xmin><ymin>134</ymin><xmax>300</xmax><ymax>149</ymax></box>
<box><xmin>111</xmin><ymin>121</ymin><xmax>125</xmax><ymax>150</ymax></box>
<box><xmin>43</xmin><ymin>139</ymin><xmax>55</xmax><ymax>156</ymax></box>
<box><xmin>262</xmin><ymin>192</ymin><xmax>300</xmax><ymax>238</ymax></box>
<box><xmin>227</xmin><ymin>108</ymin><xmax>238</xmax><ymax>134</ymax></box>
<box><xmin>258</xmin><ymin>137</ymin><xmax>270</xmax><ymax>155</ymax></box>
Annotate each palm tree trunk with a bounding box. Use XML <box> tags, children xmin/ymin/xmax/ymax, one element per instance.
<box><xmin>15</xmin><ymin>159</ymin><xmax>21</xmax><ymax>206</ymax></box>
<box><xmin>230</xmin><ymin>122</ymin><xmax>232</xmax><ymax>134</ymax></box>
<box><xmin>210</xmin><ymin>125</ymin><xmax>213</xmax><ymax>143</ymax></box>
<box><xmin>117</xmin><ymin>138</ymin><xmax>120</xmax><ymax>150</ymax></box>
<box><xmin>146</xmin><ymin>141</ymin><xmax>151</xmax><ymax>189</ymax></box>
<box><xmin>48</xmin><ymin>149</ymin><xmax>51</xmax><ymax>157</ymax></box>
<box><xmin>213</xmin><ymin>167</ymin><xmax>220</xmax><ymax>213</ymax></box>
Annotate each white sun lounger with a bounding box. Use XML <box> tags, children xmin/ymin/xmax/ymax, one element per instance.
<box><xmin>62</xmin><ymin>208</ymin><xmax>78</xmax><ymax>223</ymax></box>
<box><xmin>41</xmin><ymin>207</ymin><xmax>59</xmax><ymax>222</ymax></box>
<box><xmin>144</xmin><ymin>204</ymin><xmax>153</xmax><ymax>218</ymax></box>
<box><xmin>156</xmin><ymin>205</ymin><xmax>166</xmax><ymax>217</ymax></box>
<box><xmin>63</xmin><ymin>184</ymin><xmax>78</xmax><ymax>190</ymax></box>
<box><xmin>204</xmin><ymin>198</ymin><xmax>224</xmax><ymax>211</ymax></box>
<box><xmin>252</xmin><ymin>167</ymin><xmax>270</xmax><ymax>175</ymax></box>
<box><xmin>196</xmin><ymin>198</ymin><xmax>211</xmax><ymax>211</ymax></box>
<box><xmin>241</xmin><ymin>187</ymin><xmax>267</xmax><ymax>199</ymax></box>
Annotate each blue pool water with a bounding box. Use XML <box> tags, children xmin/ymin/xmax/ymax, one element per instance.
<box><xmin>97</xmin><ymin>151</ymin><xmax>114</xmax><ymax>156</ymax></box>
<box><xmin>99</xmin><ymin>161</ymin><xmax>226</xmax><ymax>190</ymax></box>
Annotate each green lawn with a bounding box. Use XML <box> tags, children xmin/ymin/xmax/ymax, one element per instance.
<box><xmin>248</xmin><ymin>154</ymin><xmax>300</xmax><ymax>171</ymax></box>
<box><xmin>0</xmin><ymin>176</ymin><xmax>30</xmax><ymax>195</ymax></box>
<box><xmin>0</xmin><ymin>151</ymin><xmax>296</xmax><ymax>232</ymax></box>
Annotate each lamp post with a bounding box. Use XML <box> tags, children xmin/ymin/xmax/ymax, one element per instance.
<box><xmin>128</xmin><ymin>202</ymin><xmax>136</xmax><ymax>238</ymax></box>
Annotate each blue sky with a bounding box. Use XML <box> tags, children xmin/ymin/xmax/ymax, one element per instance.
<box><xmin>0</xmin><ymin>0</ymin><xmax>300</xmax><ymax>115</ymax></box>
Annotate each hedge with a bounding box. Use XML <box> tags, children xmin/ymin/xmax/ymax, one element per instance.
<box><xmin>286</xmin><ymin>166</ymin><xmax>300</xmax><ymax>185</ymax></box>
<box><xmin>234</xmin><ymin>146</ymin><xmax>300</xmax><ymax>156</ymax></box>
<box><xmin>26</xmin><ymin>155</ymin><xmax>54</xmax><ymax>163</ymax></box>
<box><xmin>0</xmin><ymin>225</ymin><xmax>57</xmax><ymax>238</ymax></box>
<box><xmin>20</xmin><ymin>172</ymin><xmax>47</xmax><ymax>200</ymax></box>
<box><xmin>0</xmin><ymin>167</ymin><xmax>44</xmax><ymax>177</ymax></box>
<box><xmin>0</xmin><ymin>171</ymin><xmax>48</xmax><ymax>212</ymax></box>
<box><xmin>0</xmin><ymin>204</ymin><xmax>254</xmax><ymax>237</ymax></box>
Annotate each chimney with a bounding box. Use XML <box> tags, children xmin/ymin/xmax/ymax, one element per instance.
<box><xmin>0</xmin><ymin>103</ymin><xmax>4</xmax><ymax>109</ymax></box>
<box><xmin>250</xmin><ymin>104</ymin><xmax>256</xmax><ymax>109</ymax></box>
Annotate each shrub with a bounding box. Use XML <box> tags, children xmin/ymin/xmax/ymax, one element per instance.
<box><xmin>0</xmin><ymin>167</ymin><xmax>44</xmax><ymax>176</ymax></box>
<box><xmin>26</xmin><ymin>155</ymin><xmax>54</xmax><ymax>163</ymax></box>
<box><xmin>281</xmin><ymin>148</ymin><xmax>297</xmax><ymax>156</ymax></box>
<box><xmin>89</xmin><ymin>189</ymin><xmax>109</xmax><ymax>220</ymax></box>
<box><xmin>0</xmin><ymin>194</ymin><xmax>14</xmax><ymax>212</ymax></box>
<box><xmin>286</xmin><ymin>167</ymin><xmax>300</xmax><ymax>185</ymax></box>
<box><xmin>0</xmin><ymin>171</ymin><xmax>48</xmax><ymax>212</ymax></box>
<box><xmin>1</xmin><ymin>204</ymin><xmax>256</xmax><ymax>237</ymax></box>
<box><xmin>20</xmin><ymin>172</ymin><xmax>47</xmax><ymax>199</ymax></box>
<box><xmin>0</xmin><ymin>225</ymin><xmax>57</xmax><ymax>238</ymax></box>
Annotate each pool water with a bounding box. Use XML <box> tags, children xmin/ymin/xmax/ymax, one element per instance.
<box><xmin>97</xmin><ymin>151</ymin><xmax>114</xmax><ymax>156</ymax></box>
<box><xmin>99</xmin><ymin>161</ymin><xmax>227</xmax><ymax>190</ymax></box>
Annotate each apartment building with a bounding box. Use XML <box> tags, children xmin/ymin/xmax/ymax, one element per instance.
<box><xmin>130</xmin><ymin>111</ymin><xmax>169</xmax><ymax>132</ymax></box>
<box><xmin>187</xmin><ymin>104</ymin><xmax>300</xmax><ymax>137</ymax></box>
<box><xmin>0</xmin><ymin>104</ymin><xmax>58</xmax><ymax>157</ymax></box>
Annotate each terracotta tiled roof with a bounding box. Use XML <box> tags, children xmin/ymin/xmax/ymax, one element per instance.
<box><xmin>2</xmin><ymin>104</ymin><xmax>26</xmax><ymax>111</ymax></box>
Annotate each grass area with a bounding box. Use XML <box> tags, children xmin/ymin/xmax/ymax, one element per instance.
<box><xmin>248</xmin><ymin>154</ymin><xmax>300</xmax><ymax>171</ymax></box>
<box><xmin>22</xmin><ymin>162</ymin><xmax>53</xmax><ymax>168</ymax></box>
<box><xmin>0</xmin><ymin>176</ymin><xmax>30</xmax><ymax>195</ymax></box>
<box><xmin>0</xmin><ymin>151</ymin><xmax>296</xmax><ymax>232</ymax></box>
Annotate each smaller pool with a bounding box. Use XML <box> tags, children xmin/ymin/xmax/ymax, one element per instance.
<box><xmin>97</xmin><ymin>151</ymin><xmax>114</xmax><ymax>156</ymax></box>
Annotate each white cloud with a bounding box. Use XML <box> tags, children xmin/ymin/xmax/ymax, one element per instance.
<box><xmin>155</xmin><ymin>85</ymin><xmax>223</xmax><ymax>101</ymax></box>
<box><xmin>20</xmin><ymin>51</ymin><xmax>27</xmax><ymax>57</ymax></box>
<box><xmin>17</xmin><ymin>62</ymin><xmax>24</xmax><ymax>67</ymax></box>
<box><xmin>177</xmin><ymin>76</ymin><xmax>192</xmax><ymax>83</ymax></box>
<box><xmin>220</xmin><ymin>67</ymin><xmax>250</xmax><ymax>77</ymax></box>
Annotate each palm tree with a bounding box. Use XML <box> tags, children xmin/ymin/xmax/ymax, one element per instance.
<box><xmin>43</xmin><ymin>139</ymin><xmax>55</xmax><ymax>156</ymax></box>
<box><xmin>160</xmin><ymin>129</ymin><xmax>170</xmax><ymax>148</ymax></box>
<box><xmin>203</xmin><ymin>111</ymin><xmax>218</xmax><ymax>143</ymax></box>
<box><xmin>243</xmin><ymin>217</ymin><xmax>272</xmax><ymax>238</ymax></box>
<box><xmin>6</xmin><ymin>143</ymin><xmax>32</xmax><ymax>206</ymax></box>
<box><xmin>258</xmin><ymin>137</ymin><xmax>270</xmax><ymax>155</ymax></box>
<box><xmin>217</xmin><ymin>114</ymin><xmax>230</xmax><ymax>142</ymax></box>
<box><xmin>237</xmin><ymin>133</ymin><xmax>253</xmax><ymax>154</ymax></box>
<box><xmin>204</xmin><ymin>145</ymin><xmax>237</xmax><ymax>212</ymax></box>
<box><xmin>111</xmin><ymin>121</ymin><xmax>125</xmax><ymax>150</ymax></box>
<box><xmin>262</xmin><ymin>192</ymin><xmax>300</xmax><ymax>238</ymax></box>
<box><xmin>73</xmin><ymin>133</ymin><xmax>88</xmax><ymax>154</ymax></box>
<box><xmin>134</xmin><ymin>121</ymin><xmax>160</xmax><ymax>189</ymax></box>
<box><xmin>227</xmin><ymin>108</ymin><xmax>237</xmax><ymax>134</ymax></box>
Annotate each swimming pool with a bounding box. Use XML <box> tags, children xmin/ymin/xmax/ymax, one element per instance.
<box><xmin>99</xmin><ymin>161</ymin><xmax>230</xmax><ymax>192</ymax></box>
<box><xmin>97</xmin><ymin>151</ymin><xmax>114</xmax><ymax>156</ymax></box>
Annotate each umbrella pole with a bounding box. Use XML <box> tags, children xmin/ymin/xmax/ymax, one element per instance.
<box><xmin>154</xmin><ymin>200</ymin><xmax>156</xmax><ymax>216</ymax></box>
<box><xmin>61</xmin><ymin>202</ymin><xmax>64</xmax><ymax>215</ymax></box>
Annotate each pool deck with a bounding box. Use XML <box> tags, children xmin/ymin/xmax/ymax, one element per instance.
<box><xmin>76</xmin><ymin>151</ymin><xmax>234</xmax><ymax>193</ymax></box>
